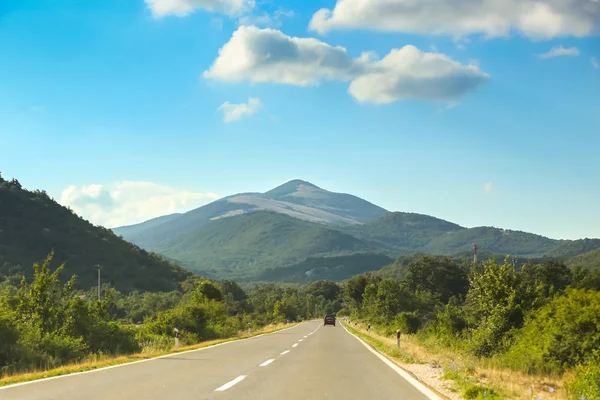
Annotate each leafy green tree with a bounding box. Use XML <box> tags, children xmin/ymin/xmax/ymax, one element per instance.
<box><xmin>304</xmin><ymin>280</ymin><xmax>341</xmax><ymax>302</ymax></box>
<box><xmin>193</xmin><ymin>280</ymin><xmax>223</xmax><ymax>302</ymax></box>
<box><xmin>519</xmin><ymin>261</ymin><xmax>572</xmax><ymax>309</ymax></box>
<box><xmin>404</xmin><ymin>255</ymin><xmax>469</xmax><ymax>303</ymax></box>
<box><xmin>466</xmin><ymin>257</ymin><xmax>524</xmax><ymax>356</ymax></box>
<box><xmin>504</xmin><ymin>289</ymin><xmax>600</xmax><ymax>373</ymax></box>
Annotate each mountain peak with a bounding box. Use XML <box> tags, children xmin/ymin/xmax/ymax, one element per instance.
<box><xmin>264</xmin><ymin>179</ymin><xmax>322</xmax><ymax>197</ymax></box>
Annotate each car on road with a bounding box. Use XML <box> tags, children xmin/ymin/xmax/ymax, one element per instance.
<box><xmin>324</xmin><ymin>314</ymin><xmax>336</xmax><ymax>326</ymax></box>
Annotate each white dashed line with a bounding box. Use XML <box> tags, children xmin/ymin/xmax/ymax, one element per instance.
<box><xmin>280</xmin><ymin>350</ymin><xmax>290</xmax><ymax>355</ymax></box>
<box><xmin>303</xmin><ymin>335</ymin><xmax>308</xmax><ymax>338</ymax></box>
<box><xmin>292</xmin><ymin>343</ymin><xmax>298</xmax><ymax>348</ymax></box>
<box><xmin>298</xmin><ymin>339</ymin><xmax>303</xmax><ymax>342</ymax></box>
<box><xmin>214</xmin><ymin>375</ymin><xmax>246</xmax><ymax>392</ymax></box>
<box><xmin>260</xmin><ymin>359</ymin><xmax>275</xmax><ymax>367</ymax></box>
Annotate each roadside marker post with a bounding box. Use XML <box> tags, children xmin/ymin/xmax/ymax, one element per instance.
<box><xmin>174</xmin><ymin>328</ymin><xmax>179</xmax><ymax>348</ymax></box>
<box><xmin>248</xmin><ymin>322</ymin><xmax>251</xmax><ymax>334</ymax></box>
<box><xmin>396</xmin><ymin>329</ymin><xmax>401</xmax><ymax>349</ymax></box>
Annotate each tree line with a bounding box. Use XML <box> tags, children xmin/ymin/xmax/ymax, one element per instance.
<box><xmin>1</xmin><ymin>251</ymin><xmax>598</xmax><ymax>398</ymax></box>
<box><xmin>0</xmin><ymin>252</ymin><xmax>341</xmax><ymax>377</ymax></box>
<box><xmin>340</xmin><ymin>255</ymin><xmax>600</xmax><ymax>399</ymax></box>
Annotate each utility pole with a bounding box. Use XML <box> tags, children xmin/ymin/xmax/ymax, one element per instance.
<box><xmin>95</xmin><ymin>264</ymin><xmax>102</xmax><ymax>300</ymax></box>
<box><xmin>473</xmin><ymin>244</ymin><xmax>478</xmax><ymax>265</ymax></box>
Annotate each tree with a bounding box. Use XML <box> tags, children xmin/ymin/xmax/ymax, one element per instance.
<box><xmin>193</xmin><ymin>280</ymin><xmax>223</xmax><ymax>303</ymax></box>
<box><xmin>520</xmin><ymin>261</ymin><xmax>572</xmax><ymax>308</ymax></box>
<box><xmin>505</xmin><ymin>289</ymin><xmax>600</xmax><ymax>373</ymax></box>
<box><xmin>304</xmin><ymin>280</ymin><xmax>341</xmax><ymax>302</ymax></box>
<box><xmin>466</xmin><ymin>257</ymin><xmax>524</xmax><ymax>356</ymax></box>
<box><xmin>404</xmin><ymin>255</ymin><xmax>469</xmax><ymax>303</ymax></box>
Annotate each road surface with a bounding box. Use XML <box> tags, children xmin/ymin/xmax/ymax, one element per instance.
<box><xmin>0</xmin><ymin>321</ymin><xmax>439</xmax><ymax>400</ymax></box>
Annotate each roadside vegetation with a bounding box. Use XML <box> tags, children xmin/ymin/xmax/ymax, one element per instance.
<box><xmin>0</xmin><ymin>253</ymin><xmax>341</xmax><ymax>380</ymax></box>
<box><xmin>1</xmin><ymin>248</ymin><xmax>599</xmax><ymax>398</ymax></box>
<box><xmin>339</xmin><ymin>255</ymin><xmax>600</xmax><ymax>399</ymax></box>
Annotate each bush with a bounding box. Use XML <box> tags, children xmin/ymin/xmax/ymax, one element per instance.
<box><xmin>462</xmin><ymin>385</ymin><xmax>501</xmax><ymax>400</ymax></box>
<box><xmin>565</xmin><ymin>362</ymin><xmax>600</xmax><ymax>400</ymax></box>
<box><xmin>503</xmin><ymin>289</ymin><xmax>600</xmax><ymax>374</ymax></box>
<box><xmin>394</xmin><ymin>311</ymin><xmax>421</xmax><ymax>334</ymax></box>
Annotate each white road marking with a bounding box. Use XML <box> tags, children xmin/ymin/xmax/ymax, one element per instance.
<box><xmin>280</xmin><ymin>350</ymin><xmax>290</xmax><ymax>355</ymax></box>
<box><xmin>214</xmin><ymin>375</ymin><xmax>246</xmax><ymax>392</ymax></box>
<box><xmin>0</xmin><ymin>323</ymin><xmax>303</xmax><ymax>391</ymax></box>
<box><xmin>303</xmin><ymin>335</ymin><xmax>308</xmax><ymax>338</ymax></box>
<box><xmin>340</xmin><ymin>323</ymin><xmax>442</xmax><ymax>400</ymax></box>
<box><xmin>298</xmin><ymin>339</ymin><xmax>303</xmax><ymax>342</ymax></box>
<box><xmin>292</xmin><ymin>343</ymin><xmax>298</xmax><ymax>347</ymax></box>
<box><xmin>260</xmin><ymin>359</ymin><xmax>274</xmax><ymax>367</ymax></box>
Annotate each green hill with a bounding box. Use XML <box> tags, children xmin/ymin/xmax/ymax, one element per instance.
<box><xmin>544</xmin><ymin>238</ymin><xmax>600</xmax><ymax>260</ymax></box>
<box><xmin>344</xmin><ymin>212</ymin><xmax>463</xmax><ymax>252</ymax></box>
<box><xmin>256</xmin><ymin>253</ymin><xmax>393</xmax><ymax>283</ymax></box>
<box><xmin>567</xmin><ymin>248</ymin><xmax>600</xmax><ymax>271</ymax></box>
<box><xmin>0</xmin><ymin>177</ymin><xmax>191</xmax><ymax>292</ymax></box>
<box><xmin>155</xmin><ymin>211</ymin><xmax>374</xmax><ymax>279</ymax></box>
<box><xmin>422</xmin><ymin>226</ymin><xmax>558</xmax><ymax>257</ymax></box>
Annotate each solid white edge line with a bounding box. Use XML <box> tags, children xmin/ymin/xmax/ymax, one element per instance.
<box><xmin>214</xmin><ymin>375</ymin><xmax>246</xmax><ymax>391</ymax></box>
<box><xmin>340</xmin><ymin>323</ymin><xmax>442</xmax><ymax>400</ymax></box>
<box><xmin>259</xmin><ymin>359</ymin><xmax>274</xmax><ymax>367</ymax></box>
<box><xmin>280</xmin><ymin>350</ymin><xmax>290</xmax><ymax>355</ymax></box>
<box><xmin>0</xmin><ymin>322</ymin><xmax>305</xmax><ymax>391</ymax></box>
<box><xmin>292</xmin><ymin>343</ymin><xmax>298</xmax><ymax>347</ymax></box>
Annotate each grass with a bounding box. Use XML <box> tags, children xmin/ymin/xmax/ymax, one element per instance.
<box><xmin>0</xmin><ymin>322</ymin><xmax>296</xmax><ymax>388</ymax></box>
<box><xmin>343</xmin><ymin>321</ymin><xmax>566</xmax><ymax>400</ymax></box>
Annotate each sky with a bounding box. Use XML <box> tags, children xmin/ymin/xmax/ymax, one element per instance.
<box><xmin>1</xmin><ymin>0</ymin><xmax>599</xmax><ymax>239</ymax></box>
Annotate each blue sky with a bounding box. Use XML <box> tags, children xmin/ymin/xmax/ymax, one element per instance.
<box><xmin>1</xmin><ymin>0</ymin><xmax>599</xmax><ymax>239</ymax></box>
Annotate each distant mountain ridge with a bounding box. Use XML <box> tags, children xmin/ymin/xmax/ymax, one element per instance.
<box><xmin>113</xmin><ymin>179</ymin><xmax>600</xmax><ymax>280</ymax></box>
<box><xmin>113</xmin><ymin>180</ymin><xmax>389</xmax><ymax>249</ymax></box>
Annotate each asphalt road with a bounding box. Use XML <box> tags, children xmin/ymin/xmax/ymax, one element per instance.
<box><xmin>0</xmin><ymin>321</ymin><xmax>440</xmax><ymax>400</ymax></box>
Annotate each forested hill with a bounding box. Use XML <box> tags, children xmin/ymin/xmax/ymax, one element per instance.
<box><xmin>0</xmin><ymin>175</ymin><xmax>191</xmax><ymax>292</ymax></box>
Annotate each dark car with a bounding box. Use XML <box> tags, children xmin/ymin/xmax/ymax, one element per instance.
<box><xmin>324</xmin><ymin>314</ymin><xmax>336</xmax><ymax>326</ymax></box>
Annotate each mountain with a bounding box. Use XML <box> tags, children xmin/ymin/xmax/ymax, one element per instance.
<box><xmin>256</xmin><ymin>253</ymin><xmax>394</xmax><ymax>283</ymax></box>
<box><xmin>421</xmin><ymin>226</ymin><xmax>558</xmax><ymax>258</ymax></box>
<box><xmin>113</xmin><ymin>179</ymin><xmax>388</xmax><ymax>249</ymax></box>
<box><xmin>113</xmin><ymin>213</ymin><xmax>182</xmax><ymax>239</ymax></box>
<box><xmin>153</xmin><ymin>211</ymin><xmax>374</xmax><ymax>280</ymax></box>
<box><xmin>544</xmin><ymin>239</ymin><xmax>600</xmax><ymax>260</ymax></box>
<box><xmin>261</xmin><ymin>180</ymin><xmax>388</xmax><ymax>223</ymax></box>
<box><xmin>111</xmin><ymin>179</ymin><xmax>599</xmax><ymax>281</ymax></box>
<box><xmin>344</xmin><ymin>212</ymin><xmax>464</xmax><ymax>253</ymax></box>
<box><xmin>567</xmin><ymin>248</ymin><xmax>600</xmax><ymax>271</ymax></box>
<box><xmin>0</xmin><ymin>177</ymin><xmax>191</xmax><ymax>292</ymax></box>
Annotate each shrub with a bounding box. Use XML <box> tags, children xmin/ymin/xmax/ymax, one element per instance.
<box><xmin>565</xmin><ymin>361</ymin><xmax>600</xmax><ymax>400</ymax></box>
<box><xmin>463</xmin><ymin>385</ymin><xmax>502</xmax><ymax>400</ymax></box>
<box><xmin>394</xmin><ymin>311</ymin><xmax>421</xmax><ymax>334</ymax></box>
<box><xmin>503</xmin><ymin>289</ymin><xmax>600</xmax><ymax>374</ymax></box>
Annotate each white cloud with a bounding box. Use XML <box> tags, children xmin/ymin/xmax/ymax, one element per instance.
<box><xmin>145</xmin><ymin>0</ymin><xmax>254</xmax><ymax>17</ymax></box>
<box><xmin>537</xmin><ymin>45</ymin><xmax>581</xmax><ymax>59</ymax></box>
<box><xmin>218</xmin><ymin>97</ymin><xmax>262</xmax><ymax>122</ymax></box>
<box><xmin>204</xmin><ymin>27</ymin><xmax>489</xmax><ymax>103</ymax></box>
<box><xmin>238</xmin><ymin>9</ymin><xmax>294</xmax><ymax>28</ymax></box>
<box><xmin>348</xmin><ymin>45</ymin><xmax>489</xmax><ymax>104</ymax></box>
<box><xmin>309</xmin><ymin>0</ymin><xmax>600</xmax><ymax>39</ymax></box>
<box><xmin>59</xmin><ymin>181</ymin><xmax>219</xmax><ymax>228</ymax></box>
<box><xmin>484</xmin><ymin>182</ymin><xmax>493</xmax><ymax>195</ymax></box>
<box><xmin>203</xmin><ymin>26</ymin><xmax>364</xmax><ymax>86</ymax></box>
<box><xmin>593</xmin><ymin>57</ymin><xmax>600</xmax><ymax>68</ymax></box>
